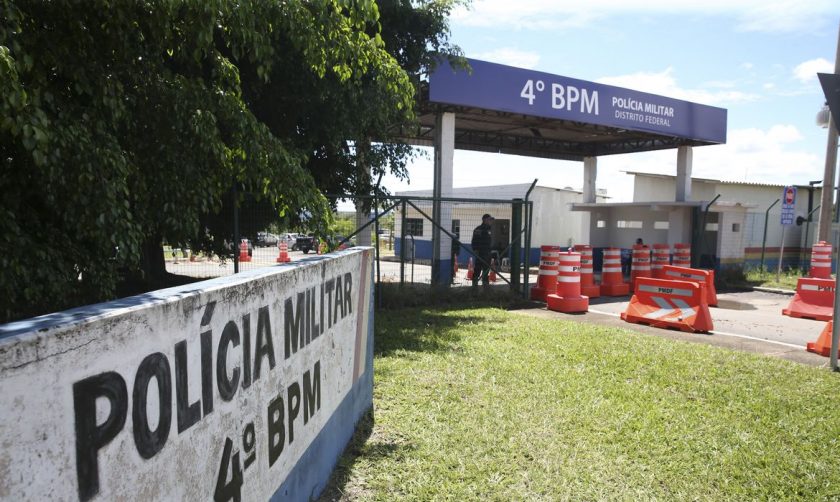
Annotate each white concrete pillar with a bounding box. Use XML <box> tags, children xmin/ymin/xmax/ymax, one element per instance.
<box><xmin>582</xmin><ymin>156</ymin><xmax>597</xmax><ymax>203</ymax></box>
<box><xmin>676</xmin><ymin>146</ymin><xmax>693</xmax><ymax>202</ymax></box>
<box><xmin>579</xmin><ymin>157</ymin><xmax>597</xmax><ymax>245</ymax></box>
<box><xmin>355</xmin><ymin>205</ymin><xmax>371</xmax><ymax>246</ymax></box>
<box><xmin>432</xmin><ymin>112</ymin><xmax>455</xmax><ymax>284</ymax></box>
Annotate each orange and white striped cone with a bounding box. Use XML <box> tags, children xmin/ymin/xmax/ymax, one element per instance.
<box><xmin>530</xmin><ymin>245</ymin><xmax>561</xmax><ymax>301</ymax></box>
<box><xmin>466</xmin><ymin>257</ymin><xmax>474</xmax><ymax>280</ymax></box>
<box><xmin>489</xmin><ymin>259</ymin><xmax>498</xmax><ymax>283</ymax></box>
<box><xmin>673</xmin><ymin>243</ymin><xmax>691</xmax><ymax>268</ymax></box>
<box><xmin>546</xmin><ymin>251</ymin><xmax>589</xmax><ymax>313</ymax></box>
<box><xmin>810</xmin><ymin>241</ymin><xmax>832</xmax><ymax>279</ymax></box>
<box><xmin>238</xmin><ymin>240</ymin><xmax>251</xmax><ymax>263</ymax></box>
<box><xmin>276</xmin><ymin>241</ymin><xmax>291</xmax><ymax>263</ymax></box>
<box><xmin>600</xmin><ymin>247</ymin><xmax>629</xmax><ymax>296</ymax></box>
<box><xmin>630</xmin><ymin>244</ymin><xmax>651</xmax><ymax>291</ymax></box>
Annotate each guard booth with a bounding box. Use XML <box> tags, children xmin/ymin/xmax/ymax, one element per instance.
<box><xmin>571</xmin><ymin>200</ymin><xmax>754</xmax><ymax>271</ymax></box>
<box><xmin>389</xmin><ymin>57</ymin><xmax>727</xmax><ymax>290</ymax></box>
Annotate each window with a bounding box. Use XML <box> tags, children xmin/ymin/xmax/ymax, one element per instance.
<box><xmin>654</xmin><ymin>221</ymin><xmax>669</xmax><ymax>230</ymax></box>
<box><xmin>405</xmin><ymin>218</ymin><xmax>424</xmax><ymax>236</ymax></box>
<box><xmin>617</xmin><ymin>220</ymin><xmax>643</xmax><ymax>229</ymax></box>
<box><xmin>451</xmin><ymin>219</ymin><xmax>460</xmax><ymax>238</ymax></box>
<box><xmin>596</xmin><ymin>220</ymin><xmax>606</xmax><ymax>228</ymax></box>
<box><xmin>731</xmin><ymin>223</ymin><xmax>741</xmax><ymax>232</ymax></box>
<box><xmin>705</xmin><ymin>223</ymin><xmax>719</xmax><ymax>232</ymax></box>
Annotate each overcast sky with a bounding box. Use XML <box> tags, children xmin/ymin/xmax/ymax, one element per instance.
<box><xmin>378</xmin><ymin>0</ymin><xmax>839</xmax><ymax>202</ymax></box>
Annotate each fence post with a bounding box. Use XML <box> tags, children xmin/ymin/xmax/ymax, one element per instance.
<box><xmin>511</xmin><ymin>199</ymin><xmax>523</xmax><ymax>292</ymax></box>
<box><xmin>400</xmin><ymin>198</ymin><xmax>406</xmax><ymax>286</ymax></box>
<box><xmin>232</xmin><ymin>181</ymin><xmax>240</xmax><ymax>274</ymax></box>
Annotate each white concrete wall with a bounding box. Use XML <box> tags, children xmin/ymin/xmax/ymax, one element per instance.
<box><xmin>717</xmin><ymin>210</ymin><xmax>748</xmax><ymax>264</ymax></box>
<box><xmin>0</xmin><ymin>249</ymin><xmax>374</xmax><ymax>501</ymax></box>
<box><xmin>632</xmin><ymin>174</ymin><xmax>824</xmax><ymax>251</ymax></box>
<box><xmin>531</xmin><ymin>188</ymin><xmax>585</xmax><ymax>247</ymax></box>
<box><xmin>393</xmin><ymin>185</ymin><xmax>606</xmax><ymax>248</ymax></box>
<box><xmin>586</xmin><ymin>206</ymin><xmax>689</xmax><ymax>248</ymax></box>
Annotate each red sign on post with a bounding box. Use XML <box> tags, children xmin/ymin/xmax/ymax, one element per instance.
<box><xmin>781</xmin><ymin>185</ymin><xmax>796</xmax><ymax>226</ymax></box>
<box><xmin>784</xmin><ymin>186</ymin><xmax>796</xmax><ymax>205</ymax></box>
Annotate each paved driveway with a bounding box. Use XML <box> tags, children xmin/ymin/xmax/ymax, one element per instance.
<box><xmin>515</xmin><ymin>289</ymin><xmax>832</xmax><ymax>367</ymax></box>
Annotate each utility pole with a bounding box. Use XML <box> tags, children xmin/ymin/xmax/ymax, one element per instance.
<box><xmin>817</xmin><ymin>22</ymin><xmax>840</xmax><ymax>371</ymax></box>
<box><xmin>817</xmin><ymin>21</ymin><xmax>840</xmax><ymax>243</ymax></box>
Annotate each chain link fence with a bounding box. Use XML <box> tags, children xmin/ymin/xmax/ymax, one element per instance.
<box><xmin>163</xmin><ymin>194</ymin><xmax>535</xmax><ymax>296</ymax></box>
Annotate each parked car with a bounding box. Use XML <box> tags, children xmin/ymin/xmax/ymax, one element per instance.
<box><xmin>279</xmin><ymin>232</ymin><xmax>299</xmax><ymax>250</ymax></box>
<box><xmin>256</xmin><ymin>232</ymin><xmax>279</xmax><ymax>247</ymax></box>
<box><xmin>295</xmin><ymin>234</ymin><xmax>315</xmax><ymax>254</ymax></box>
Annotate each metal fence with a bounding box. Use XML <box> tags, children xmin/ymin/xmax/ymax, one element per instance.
<box><xmin>360</xmin><ymin>195</ymin><xmax>534</xmax><ymax>293</ymax></box>
<box><xmin>162</xmin><ymin>194</ymin><xmax>535</xmax><ymax>296</ymax></box>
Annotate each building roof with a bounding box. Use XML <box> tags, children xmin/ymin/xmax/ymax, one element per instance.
<box><xmin>624</xmin><ymin>170</ymin><xmax>821</xmax><ymax>189</ymax></box>
<box><xmin>393</xmin><ymin>58</ymin><xmax>727</xmax><ymax>161</ymax></box>
<box><xmin>571</xmin><ymin>200</ymin><xmax>757</xmax><ymax>211</ymax></box>
<box><xmin>396</xmin><ymin>183</ymin><xmax>586</xmax><ymax>197</ymax></box>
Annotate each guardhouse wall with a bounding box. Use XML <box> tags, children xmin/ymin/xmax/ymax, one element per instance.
<box><xmin>0</xmin><ymin>249</ymin><xmax>375</xmax><ymax>502</ymax></box>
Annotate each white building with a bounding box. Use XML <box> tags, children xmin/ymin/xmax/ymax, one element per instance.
<box><xmin>394</xmin><ymin>183</ymin><xmax>607</xmax><ymax>265</ymax></box>
<box><xmin>629</xmin><ymin>171</ymin><xmax>826</xmax><ymax>269</ymax></box>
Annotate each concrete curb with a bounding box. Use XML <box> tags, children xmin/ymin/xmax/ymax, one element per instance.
<box><xmin>753</xmin><ymin>286</ymin><xmax>796</xmax><ymax>296</ymax></box>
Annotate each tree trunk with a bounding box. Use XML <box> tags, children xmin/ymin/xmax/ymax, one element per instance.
<box><xmin>140</xmin><ymin>234</ymin><xmax>167</xmax><ymax>285</ymax></box>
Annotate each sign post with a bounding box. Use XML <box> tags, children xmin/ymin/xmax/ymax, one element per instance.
<box><xmin>778</xmin><ymin>186</ymin><xmax>797</xmax><ymax>282</ymax></box>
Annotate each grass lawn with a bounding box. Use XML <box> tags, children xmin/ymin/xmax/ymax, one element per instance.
<box><xmin>743</xmin><ymin>267</ymin><xmax>803</xmax><ymax>291</ymax></box>
<box><xmin>323</xmin><ymin>306</ymin><xmax>840</xmax><ymax>500</ymax></box>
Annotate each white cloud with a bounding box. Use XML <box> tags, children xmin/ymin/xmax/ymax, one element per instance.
<box><xmin>793</xmin><ymin>58</ymin><xmax>835</xmax><ymax>84</ymax></box>
<box><xmin>452</xmin><ymin>0</ymin><xmax>836</xmax><ymax>33</ymax></box>
<box><xmin>599</xmin><ymin>124</ymin><xmax>820</xmax><ymax>189</ymax></box>
<box><xmin>471</xmin><ymin>48</ymin><xmax>541</xmax><ymax>69</ymax></box>
<box><xmin>596</xmin><ymin>67</ymin><xmax>759</xmax><ymax>106</ymax></box>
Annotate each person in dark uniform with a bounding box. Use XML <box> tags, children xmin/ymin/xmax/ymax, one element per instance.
<box><xmin>471</xmin><ymin>214</ymin><xmax>494</xmax><ymax>287</ymax></box>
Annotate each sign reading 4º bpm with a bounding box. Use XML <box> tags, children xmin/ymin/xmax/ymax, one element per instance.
<box><xmin>429</xmin><ymin>58</ymin><xmax>727</xmax><ymax>144</ymax></box>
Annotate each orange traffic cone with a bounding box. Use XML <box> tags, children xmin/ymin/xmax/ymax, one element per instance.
<box><xmin>806</xmin><ymin>321</ymin><xmax>838</xmax><ymax>357</ymax></box>
<box><xmin>489</xmin><ymin>259</ymin><xmax>498</xmax><ymax>283</ymax></box>
<box><xmin>238</xmin><ymin>240</ymin><xmax>251</xmax><ymax>262</ymax></box>
<box><xmin>276</xmin><ymin>241</ymin><xmax>291</xmax><ymax>263</ymax></box>
<box><xmin>466</xmin><ymin>258</ymin><xmax>474</xmax><ymax>280</ymax></box>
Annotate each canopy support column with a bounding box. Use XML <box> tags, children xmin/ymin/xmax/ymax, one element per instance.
<box><xmin>432</xmin><ymin>111</ymin><xmax>455</xmax><ymax>286</ymax></box>
<box><xmin>676</xmin><ymin>146</ymin><xmax>693</xmax><ymax>202</ymax></box>
<box><xmin>581</xmin><ymin>156</ymin><xmax>597</xmax><ymax>244</ymax></box>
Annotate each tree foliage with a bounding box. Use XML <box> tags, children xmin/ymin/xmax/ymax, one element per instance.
<box><xmin>1</xmin><ymin>0</ymin><xmax>460</xmax><ymax>322</ymax></box>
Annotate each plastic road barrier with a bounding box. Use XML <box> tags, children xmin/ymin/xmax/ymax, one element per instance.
<box><xmin>531</xmin><ymin>245</ymin><xmax>561</xmax><ymax>301</ymax></box>
<box><xmin>621</xmin><ymin>277</ymin><xmax>714</xmax><ymax>333</ymax></box>
<box><xmin>662</xmin><ymin>265</ymin><xmax>718</xmax><ymax>307</ymax></box>
<box><xmin>630</xmin><ymin>245</ymin><xmax>652</xmax><ymax>291</ymax></box>
<box><xmin>806</xmin><ymin>321</ymin><xmax>839</xmax><ymax>357</ymax></box>
<box><xmin>782</xmin><ymin>277</ymin><xmax>835</xmax><ymax>321</ymax></box>
<box><xmin>809</xmin><ymin>241</ymin><xmax>832</xmax><ymax>279</ymax></box>
<box><xmin>651</xmin><ymin>244</ymin><xmax>671</xmax><ymax>279</ymax></box>
<box><xmin>601</xmin><ymin>247</ymin><xmax>630</xmax><ymax>296</ymax></box>
<box><xmin>574</xmin><ymin>244</ymin><xmax>600</xmax><ymax>298</ymax></box>
<box><xmin>673</xmin><ymin>243</ymin><xmax>691</xmax><ymax>267</ymax></box>
<box><xmin>546</xmin><ymin>252</ymin><xmax>589</xmax><ymax>313</ymax></box>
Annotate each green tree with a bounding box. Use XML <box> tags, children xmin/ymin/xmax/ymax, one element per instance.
<box><xmin>0</xmin><ymin>0</ymin><xmax>418</xmax><ymax>322</ymax></box>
